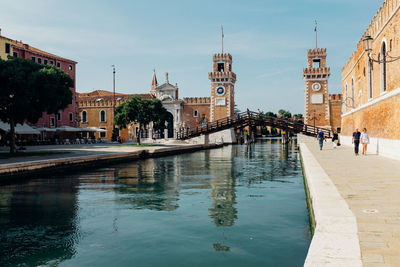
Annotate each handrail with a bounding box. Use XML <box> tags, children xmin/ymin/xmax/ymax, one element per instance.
<box><xmin>176</xmin><ymin>110</ymin><xmax>332</xmax><ymax>140</ymax></box>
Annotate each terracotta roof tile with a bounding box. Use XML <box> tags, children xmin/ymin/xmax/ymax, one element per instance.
<box><xmin>12</xmin><ymin>40</ymin><xmax>77</xmax><ymax>64</ymax></box>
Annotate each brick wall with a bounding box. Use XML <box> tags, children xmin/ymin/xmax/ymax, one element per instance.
<box><xmin>342</xmin><ymin>0</ymin><xmax>400</xmax><ymax>140</ymax></box>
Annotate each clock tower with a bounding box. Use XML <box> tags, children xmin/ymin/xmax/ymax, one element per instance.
<box><xmin>303</xmin><ymin>48</ymin><xmax>331</xmax><ymax>127</ymax></box>
<box><xmin>209</xmin><ymin>53</ymin><xmax>236</xmax><ymax>122</ymax></box>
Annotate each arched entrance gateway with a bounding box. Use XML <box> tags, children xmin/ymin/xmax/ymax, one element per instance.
<box><xmin>166</xmin><ymin>112</ymin><xmax>174</xmax><ymax>138</ymax></box>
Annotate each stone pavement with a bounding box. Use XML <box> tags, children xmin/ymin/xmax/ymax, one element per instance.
<box><xmin>0</xmin><ymin>143</ymin><xmax>179</xmax><ymax>165</ymax></box>
<box><xmin>302</xmin><ymin>137</ymin><xmax>400</xmax><ymax>266</ymax></box>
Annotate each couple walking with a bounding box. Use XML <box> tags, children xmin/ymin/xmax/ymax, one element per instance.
<box><xmin>352</xmin><ymin>128</ymin><xmax>370</xmax><ymax>156</ymax></box>
<box><xmin>316</xmin><ymin>130</ymin><xmax>339</xmax><ymax>150</ymax></box>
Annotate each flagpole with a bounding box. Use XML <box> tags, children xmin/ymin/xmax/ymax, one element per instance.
<box><xmin>221</xmin><ymin>25</ymin><xmax>224</xmax><ymax>54</ymax></box>
<box><xmin>315</xmin><ymin>20</ymin><xmax>318</xmax><ymax>49</ymax></box>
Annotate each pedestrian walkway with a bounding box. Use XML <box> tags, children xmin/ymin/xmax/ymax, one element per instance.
<box><xmin>302</xmin><ymin>136</ymin><xmax>400</xmax><ymax>266</ymax></box>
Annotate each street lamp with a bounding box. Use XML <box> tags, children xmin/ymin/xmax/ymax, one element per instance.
<box><xmin>362</xmin><ymin>34</ymin><xmax>400</xmax><ymax>63</ymax></box>
<box><xmin>111</xmin><ymin>65</ymin><xmax>117</xmax><ymax>142</ymax></box>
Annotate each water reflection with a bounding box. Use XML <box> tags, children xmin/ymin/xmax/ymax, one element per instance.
<box><xmin>0</xmin><ymin>178</ymin><xmax>80</xmax><ymax>267</ymax></box>
<box><xmin>0</xmin><ymin>139</ymin><xmax>309</xmax><ymax>266</ymax></box>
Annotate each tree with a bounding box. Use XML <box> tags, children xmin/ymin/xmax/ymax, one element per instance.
<box><xmin>0</xmin><ymin>57</ymin><xmax>73</xmax><ymax>153</ymax></box>
<box><xmin>114</xmin><ymin>96</ymin><xmax>169</xmax><ymax>145</ymax></box>
<box><xmin>278</xmin><ymin>109</ymin><xmax>292</xmax><ymax>119</ymax></box>
<box><xmin>293</xmin><ymin>113</ymin><xmax>303</xmax><ymax>119</ymax></box>
<box><xmin>265</xmin><ymin>111</ymin><xmax>277</xmax><ymax>118</ymax></box>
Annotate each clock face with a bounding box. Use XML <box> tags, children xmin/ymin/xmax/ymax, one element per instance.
<box><xmin>312</xmin><ymin>82</ymin><xmax>321</xmax><ymax>91</ymax></box>
<box><xmin>216</xmin><ymin>86</ymin><xmax>225</xmax><ymax>96</ymax></box>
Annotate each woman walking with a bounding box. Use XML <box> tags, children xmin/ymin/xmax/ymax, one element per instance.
<box><xmin>360</xmin><ymin>128</ymin><xmax>370</xmax><ymax>155</ymax></box>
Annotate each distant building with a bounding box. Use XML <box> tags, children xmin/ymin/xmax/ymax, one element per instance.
<box><xmin>341</xmin><ymin>0</ymin><xmax>400</xmax><ymax>159</ymax></box>
<box><xmin>303</xmin><ymin>48</ymin><xmax>342</xmax><ymax>132</ymax></box>
<box><xmin>76</xmin><ymin>90</ymin><xmax>153</xmax><ymax>141</ymax></box>
<box><xmin>78</xmin><ymin>52</ymin><xmax>237</xmax><ymax>141</ymax></box>
<box><xmin>0</xmin><ymin>29</ymin><xmax>78</xmax><ymax>128</ymax></box>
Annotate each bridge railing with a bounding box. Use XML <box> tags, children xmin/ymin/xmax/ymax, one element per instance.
<box><xmin>176</xmin><ymin>110</ymin><xmax>332</xmax><ymax>140</ymax></box>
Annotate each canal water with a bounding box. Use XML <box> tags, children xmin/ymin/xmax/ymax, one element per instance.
<box><xmin>0</xmin><ymin>139</ymin><xmax>311</xmax><ymax>267</ymax></box>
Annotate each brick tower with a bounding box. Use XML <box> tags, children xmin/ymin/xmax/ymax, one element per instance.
<box><xmin>303</xmin><ymin>48</ymin><xmax>331</xmax><ymax>128</ymax></box>
<box><xmin>209</xmin><ymin>53</ymin><xmax>236</xmax><ymax>122</ymax></box>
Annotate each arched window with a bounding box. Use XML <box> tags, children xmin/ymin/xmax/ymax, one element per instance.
<box><xmin>381</xmin><ymin>41</ymin><xmax>387</xmax><ymax>92</ymax></box>
<box><xmin>82</xmin><ymin>111</ymin><xmax>87</xmax><ymax>123</ymax></box>
<box><xmin>100</xmin><ymin>110</ymin><xmax>106</xmax><ymax>122</ymax></box>
<box><xmin>351</xmin><ymin>78</ymin><xmax>354</xmax><ymax>108</ymax></box>
<box><xmin>193</xmin><ymin>110</ymin><xmax>198</xmax><ymax>117</ymax></box>
<box><xmin>345</xmin><ymin>84</ymin><xmax>348</xmax><ymax>112</ymax></box>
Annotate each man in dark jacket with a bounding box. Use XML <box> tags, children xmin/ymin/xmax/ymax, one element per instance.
<box><xmin>352</xmin><ymin>128</ymin><xmax>361</xmax><ymax>156</ymax></box>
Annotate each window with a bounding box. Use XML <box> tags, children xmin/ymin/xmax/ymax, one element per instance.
<box><xmin>5</xmin><ymin>43</ymin><xmax>10</xmax><ymax>54</ymax></box>
<box><xmin>57</xmin><ymin>112</ymin><xmax>62</xmax><ymax>121</ymax></box>
<box><xmin>229</xmin><ymin>64</ymin><xmax>232</xmax><ymax>71</ymax></box>
<box><xmin>82</xmin><ymin>111</ymin><xmax>87</xmax><ymax>123</ymax></box>
<box><xmin>100</xmin><ymin>110</ymin><xmax>106</xmax><ymax>122</ymax></box>
<box><xmin>38</xmin><ymin>58</ymin><xmax>42</xmax><ymax>64</ymax></box>
<box><xmin>57</xmin><ymin>62</ymin><xmax>61</xmax><ymax>68</ymax></box>
<box><xmin>193</xmin><ymin>110</ymin><xmax>198</xmax><ymax>117</ymax></box>
<box><xmin>380</xmin><ymin>41</ymin><xmax>387</xmax><ymax>92</ymax></box>
<box><xmin>50</xmin><ymin>117</ymin><xmax>55</xmax><ymax>127</ymax></box>
<box><xmin>44</xmin><ymin>59</ymin><xmax>48</xmax><ymax>65</ymax></box>
<box><xmin>217</xmin><ymin>63</ymin><xmax>224</xmax><ymax>72</ymax></box>
<box><xmin>368</xmin><ymin>62</ymin><xmax>373</xmax><ymax>99</ymax></box>
<box><xmin>13</xmin><ymin>52</ymin><xmax>18</xmax><ymax>58</ymax></box>
<box><xmin>351</xmin><ymin>78</ymin><xmax>354</xmax><ymax>108</ymax></box>
<box><xmin>100</xmin><ymin>127</ymin><xmax>106</xmax><ymax>138</ymax></box>
<box><xmin>69</xmin><ymin>65</ymin><xmax>73</xmax><ymax>71</ymax></box>
<box><xmin>313</xmin><ymin>59</ymin><xmax>321</xmax><ymax>68</ymax></box>
<box><xmin>50</xmin><ymin>61</ymin><xmax>54</xmax><ymax>65</ymax></box>
<box><xmin>31</xmin><ymin>56</ymin><xmax>36</xmax><ymax>62</ymax></box>
<box><xmin>345</xmin><ymin>84</ymin><xmax>348</xmax><ymax>113</ymax></box>
<box><xmin>135</xmin><ymin>127</ymin><xmax>139</xmax><ymax>137</ymax></box>
<box><xmin>69</xmin><ymin>112</ymin><xmax>73</xmax><ymax>122</ymax></box>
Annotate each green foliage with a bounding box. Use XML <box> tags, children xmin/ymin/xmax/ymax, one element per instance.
<box><xmin>114</xmin><ymin>96</ymin><xmax>169</xmax><ymax>144</ymax></box>
<box><xmin>278</xmin><ymin>109</ymin><xmax>292</xmax><ymax>118</ymax></box>
<box><xmin>293</xmin><ymin>113</ymin><xmax>303</xmax><ymax>118</ymax></box>
<box><xmin>0</xmin><ymin>57</ymin><xmax>73</xmax><ymax>152</ymax></box>
<box><xmin>265</xmin><ymin>111</ymin><xmax>277</xmax><ymax>118</ymax></box>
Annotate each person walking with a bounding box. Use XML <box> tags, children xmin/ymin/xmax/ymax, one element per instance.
<box><xmin>352</xmin><ymin>128</ymin><xmax>361</xmax><ymax>156</ymax></box>
<box><xmin>361</xmin><ymin>128</ymin><xmax>370</xmax><ymax>155</ymax></box>
<box><xmin>332</xmin><ymin>130</ymin><xmax>339</xmax><ymax>149</ymax></box>
<box><xmin>317</xmin><ymin>130</ymin><xmax>325</xmax><ymax>150</ymax></box>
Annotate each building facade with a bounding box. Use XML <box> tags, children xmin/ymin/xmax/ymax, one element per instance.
<box><xmin>11</xmin><ymin>40</ymin><xmax>77</xmax><ymax>128</ymax></box>
<box><xmin>341</xmin><ymin>0</ymin><xmax>400</xmax><ymax>159</ymax></box>
<box><xmin>303</xmin><ymin>48</ymin><xmax>342</xmax><ymax>132</ymax></box>
<box><xmin>77</xmin><ymin>90</ymin><xmax>153</xmax><ymax>141</ymax></box>
<box><xmin>0</xmin><ymin>29</ymin><xmax>14</xmax><ymax>60</ymax></box>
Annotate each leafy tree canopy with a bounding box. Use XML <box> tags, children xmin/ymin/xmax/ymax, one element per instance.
<box><xmin>0</xmin><ymin>57</ymin><xmax>73</xmax><ymax>152</ymax></box>
<box><xmin>114</xmin><ymin>96</ymin><xmax>169</xmax><ymax>144</ymax></box>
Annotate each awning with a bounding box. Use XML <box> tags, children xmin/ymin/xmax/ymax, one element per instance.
<box><xmin>56</xmin><ymin>125</ymin><xmax>82</xmax><ymax>132</ymax></box>
<box><xmin>0</xmin><ymin>122</ymin><xmax>40</xmax><ymax>135</ymax></box>
<box><xmin>78</xmin><ymin>127</ymin><xmax>98</xmax><ymax>132</ymax></box>
<box><xmin>88</xmin><ymin>127</ymin><xmax>107</xmax><ymax>133</ymax></box>
<box><xmin>34</xmin><ymin>127</ymin><xmax>57</xmax><ymax>132</ymax></box>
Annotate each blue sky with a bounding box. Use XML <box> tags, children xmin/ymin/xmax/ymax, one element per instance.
<box><xmin>0</xmin><ymin>0</ymin><xmax>383</xmax><ymax>114</ymax></box>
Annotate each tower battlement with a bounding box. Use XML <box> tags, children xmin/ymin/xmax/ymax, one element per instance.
<box><xmin>213</xmin><ymin>53</ymin><xmax>232</xmax><ymax>61</ymax></box>
<box><xmin>183</xmin><ymin>97</ymin><xmax>211</xmax><ymax>104</ymax></box>
<box><xmin>329</xmin><ymin>94</ymin><xmax>342</xmax><ymax>101</ymax></box>
<box><xmin>307</xmin><ymin>48</ymin><xmax>327</xmax><ymax>57</ymax></box>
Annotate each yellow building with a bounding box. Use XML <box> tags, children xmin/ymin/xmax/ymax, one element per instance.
<box><xmin>77</xmin><ymin>90</ymin><xmax>154</xmax><ymax>142</ymax></box>
<box><xmin>341</xmin><ymin>0</ymin><xmax>400</xmax><ymax>159</ymax></box>
<box><xmin>0</xmin><ymin>29</ymin><xmax>14</xmax><ymax>60</ymax></box>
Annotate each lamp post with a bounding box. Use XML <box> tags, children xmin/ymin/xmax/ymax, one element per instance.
<box><xmin>307</xmin><ymin>109</ymin><xmax>321</xmax><ymax>135</ymax></box>
<box><xmin>111</xmin><ymin>65</ymin><xmax>117</xmax><ymax>142</ymax></box>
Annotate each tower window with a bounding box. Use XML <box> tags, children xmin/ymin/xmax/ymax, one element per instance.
<box><xmin>193</xmin><ymin>110</ymin><xmax>198</xmax><ymax>117</ymax></box>
<box><xmin>217</xmin><ymin>63</ymin><xmax>224</xmax><ymax>72</ymax></box>
<box><xmin>69</xmin><ymin>112</ymin><xmax>73</xmax><ymax>122</ymax></box>
<box><xmin>313</xmin><ymin>59</ymin><xmax>321</xmax><ymax>68</ymax></box>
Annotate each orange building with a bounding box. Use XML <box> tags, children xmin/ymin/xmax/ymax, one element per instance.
<box><xmin>341</xmin><ymin>0</ymin><xmax>400</xmax><ymax>159</ymax></box>
<box><xmin>77</xmin><ymin>90</ymin><xmax>153</xmax><ymax>142</ymax></box>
